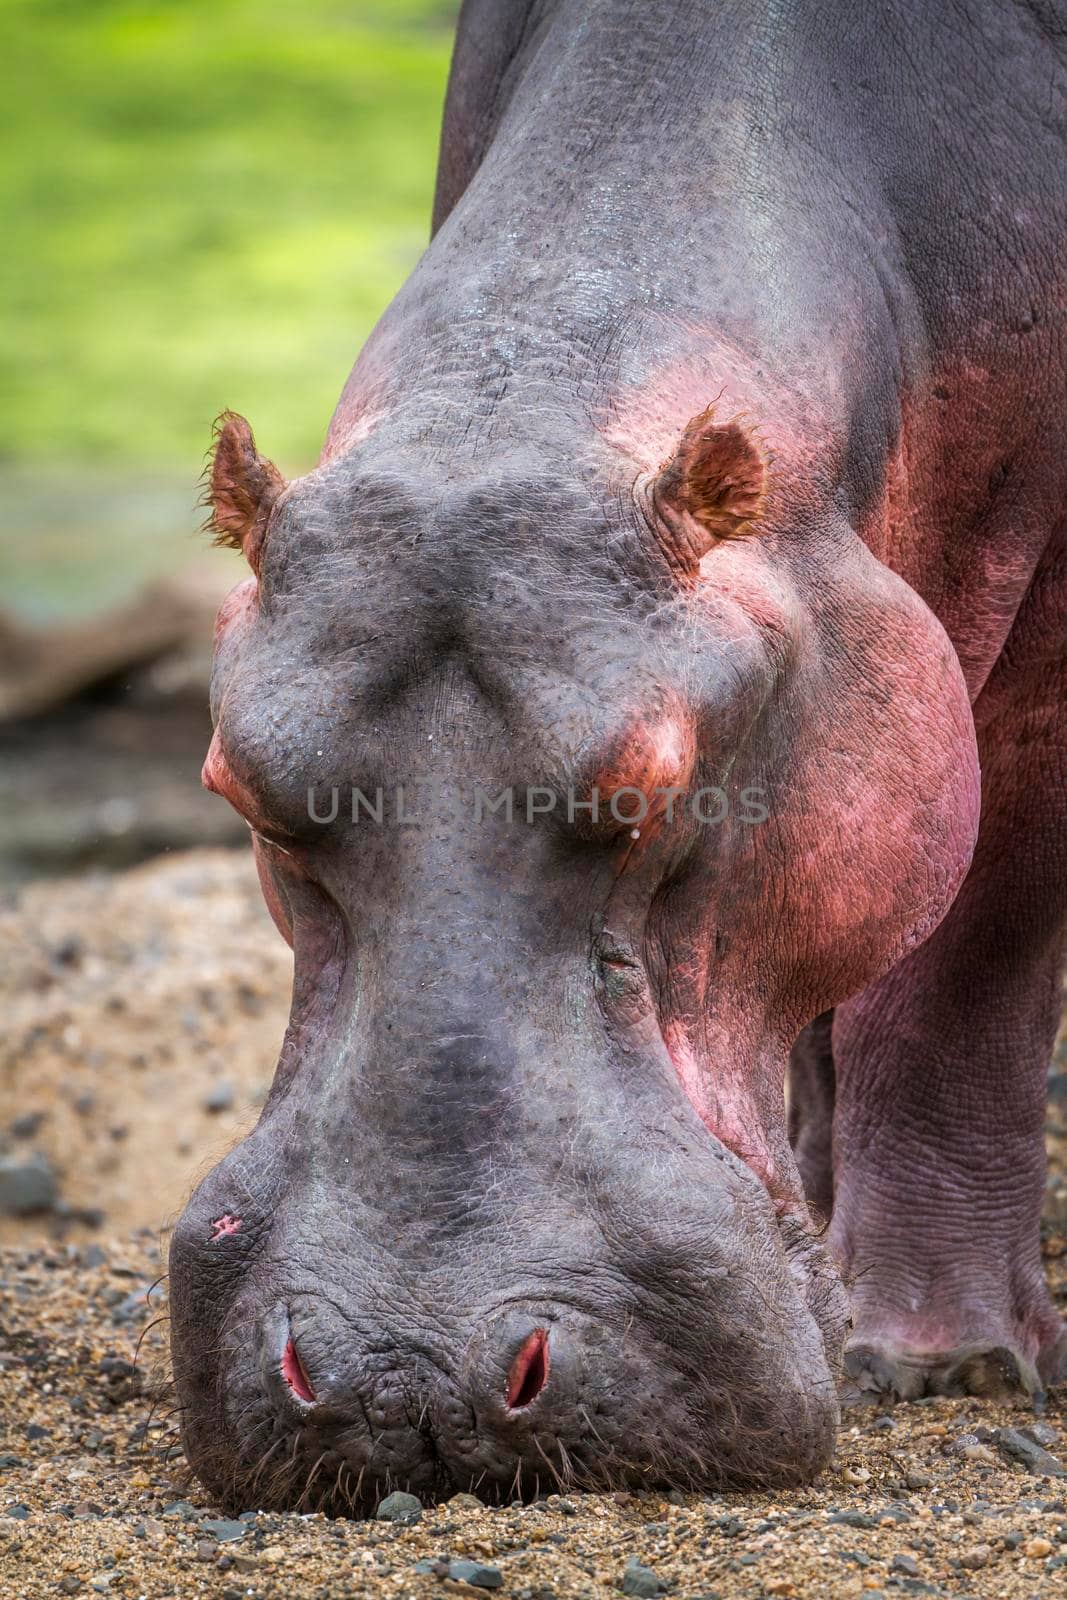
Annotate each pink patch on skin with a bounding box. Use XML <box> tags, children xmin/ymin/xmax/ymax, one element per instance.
<box><xmin>200</xmin><ymin>726</ymin><xmax>230</xmax><ymax>798</ymax></box>
<box><xmin>663</xmin><ymin>1021</ymin><xmax>796</xmax><ymax>1213</ymax></box>
<box><xmin>252</xmin><ymin>833</ymin><xmax>295</xmax><ymax>949</ymax></box>
<box><xmin>210</xmin><ymin>1214</ymin><xmax>242</xmax><ymax>1240</ymax></box>
<box><xmin>282</xmin><ymin>1338</ymin><xmax>315</xmax><ymax>1403</ymax></box>
<box><xmin>600</xmin><ymin>334</ymin><xmax>843</xmax><ymax>501</ymax></box>
<box><xmin>321</xmin><ymin>402</ymin><xmax>385</xmax><ymax>463</ymax></box>
<box><xmin>213</xmin><ymin>575</ymin><xmax>258</xmax><ymax>642</ymax></box>
<box><xmin>594</xmin><ymin>712</ymin><xmax>696</xmax><ymax>833</ymax></box>
<box><xmin>864</xmin><ymin>361</ymin><xmax>1056</xmax><ymax>701</ymax></box>
<box><xmin>645</xmin><ymin>715</ymin><xmax>692</xmax><ymax>790</ymax></box>
<box><xmin>201</xmin><ymin>728</ymin><xmax>273</xmax><ymax>836</ymax></box>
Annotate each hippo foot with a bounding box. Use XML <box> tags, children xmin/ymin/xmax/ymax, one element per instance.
<box><xmin>840</xmin><ymin>1324</ymin><xmax>1067</xmax><ymax>1406</ymax></box>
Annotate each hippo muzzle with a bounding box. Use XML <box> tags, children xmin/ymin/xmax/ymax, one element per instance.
<box><xmin>171</xmin><ymin>1074</ymin><xmax>844</xmax><ymax>1509</ymax></box>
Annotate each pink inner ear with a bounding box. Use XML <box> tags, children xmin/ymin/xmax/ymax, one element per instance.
<box><xmin>645</xmin><ymin>410</ymin><xmax>768</xmax><ymax>572</ymax></box>
<box><xmin>207</xmin><ymin>412</ymin><xmax>287</xmax><ymax>569</ymax></box>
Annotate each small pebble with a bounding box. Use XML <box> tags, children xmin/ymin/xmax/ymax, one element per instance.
<box><xmin>202</xmin><ymin>1080</ymin><xmax>235</xmax><ymax>1113</ymax></box>
<box><xmin>0</xmin><ymin>1152</ymin><xmax>58</xmax><ymax>1216</ymax></box>
<box><xmin>8</xmin><ymin>1110</ymin><xmax>45</xmax><ymax>1140</ymax></box>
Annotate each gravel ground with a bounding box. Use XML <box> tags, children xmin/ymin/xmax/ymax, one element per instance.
<box><xmin>2</xmin><ymin>850</ymin><xmax>1067</xmax><ymax>1599</ymax></box>
<box><xmin>0</xmin><ymin>852</ymin><xmax>291</xmax><ymax>1244</ymax></box>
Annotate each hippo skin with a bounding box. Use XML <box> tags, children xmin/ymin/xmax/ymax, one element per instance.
<box><xmin>170</xmin><ymin>0</ymin><xmax>1067</xmax><ymax>1509</ymax></box>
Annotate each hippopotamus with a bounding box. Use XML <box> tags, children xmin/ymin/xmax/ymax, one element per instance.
<box><xmin>170</xmin><ymin>0</ymin><xmax>1067</xmax><ymax>1509</ymax></box>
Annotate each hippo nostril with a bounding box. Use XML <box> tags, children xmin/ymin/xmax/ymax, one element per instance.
<box><xmin>505</xmin><ymin>1327</ymin><xmax>549</xmax><ymax>1409</ymax></box>
<box><xmin>281</xmin><ymin>1336</ymin><xmax>315</xmax><ymax>1404</ymax></box>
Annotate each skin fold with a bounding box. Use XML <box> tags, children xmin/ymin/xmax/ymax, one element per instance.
<box><xmin>170</xmin><ymin>0</ymin><xmax>1067</xmax><ymax>1509</ymax></box>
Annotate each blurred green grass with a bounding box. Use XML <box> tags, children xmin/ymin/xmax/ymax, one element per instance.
<box><xmin>0</xmin><ymin>0</ymin><xmax>455</xmax><ymax>474</ymax></box>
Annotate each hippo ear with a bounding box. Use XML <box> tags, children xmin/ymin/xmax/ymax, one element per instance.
<box><xmin>204</xmin><ymin>412</ymin><xmax>287</xmax><ymax>572</ymax></box>
<box><xmin>646</xmin><ymin>408</ymin><xmax>767</xmax><ymax>573</ymax></box>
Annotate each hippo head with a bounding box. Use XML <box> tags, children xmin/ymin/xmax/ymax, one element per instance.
<box><xmin>170</xmin><ymin>406</ymin><xmax>978</xmax><ymax>1510</ymax></box>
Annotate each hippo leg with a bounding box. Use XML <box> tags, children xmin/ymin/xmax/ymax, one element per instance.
<box><xmin>828</xmin><ymin>634</ymin><xmax>1067</xmax><ymax>1403</ymax></box>
<box><xmin>788</xmin><ymin>1013</ymin><xmax>836</xmax><ymax>1224</ymax></box>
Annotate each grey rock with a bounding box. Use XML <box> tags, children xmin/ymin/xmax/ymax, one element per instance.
<box><xmin>111</xmin><ymin>1286</ymin><xmax>152</xmax><ymax>1324</ymax></box>
<box><xmin>889</xmin><ymin>1553</ymin><xmax>919</xmax><ymax>1576</ymax></box>
<box><xmin>995</xmin><ymin>1427</ymin><xmax>1067</xmax><ymax>1477</ymax></box>
<box><xmin>414</xmin><ymin>1559</ymin><xmax>451</xmax><ymax>1578</ymax></box>
<box><xmin>162</xmin><ymin>1500</ymin><xmax>199</xmax><ymax>1519</ymax></box>
<box><xmin>199</xmin><ymin>1518</ymin><xmax>248</xmax><ymax>1543</ymax></box>
<box><xmin>622</xmin><ymin>1556</ymin><xmax>669</xmax><ymax>1597</ymax></box>
<box><xmin>1022</xmin><ymin>1421</ymin><xmax>1060</xmax><ymax>1449</ymax></box>
<box><xmin>448</xmin><ymin>1559</ymin><xmax>504</xmax><ymax>1589</ymax></box>
<box><xmin>0</xmin><ymin>1151</ymin><xmax>57</xmax><ymax>1215</ymax></box>
<box><xmin>376</xmin><ymin>1490</ymin><xmax>423</xmax><ymax>1524</ymax></box>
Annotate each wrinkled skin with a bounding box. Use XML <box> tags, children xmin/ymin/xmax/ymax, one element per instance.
<box><xmin>170</xmin><ymin>0</ymin><xmax>1067</xmax><ymax>1510</ymax></box>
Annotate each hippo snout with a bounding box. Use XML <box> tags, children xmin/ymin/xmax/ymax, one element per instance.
<box><xmin>170</xmin><ymin>1135</ymin><xmax>844</xmax><ymax>1511</ymax></box>
<box><xmin>259</xmin><ymin>1301</ymin><xmax>567</xmax><ymax>1434</ymax></box>
<box><xmin>244</xmin><ymin>1299</ymin><xmax>581</xmax><ymax>1498</ymax></box>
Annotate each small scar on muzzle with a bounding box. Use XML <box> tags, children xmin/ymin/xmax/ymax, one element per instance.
<box><xmin>210</xmin><ymin>1214</ymin><xmax>243</xmax><ymax>1240</ymax></box>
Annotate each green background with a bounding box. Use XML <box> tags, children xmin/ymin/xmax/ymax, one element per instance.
<box><xmin>0</xmin><ymin>0</ymin><xmax>455</xmax><ymax>616</ymax></box>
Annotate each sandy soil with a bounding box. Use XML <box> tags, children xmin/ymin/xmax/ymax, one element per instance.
<box><xmin>2</xmin><ymin>849</ymin><xmax>1066</xmax><ymax>1599</ymax></box>
<box><xmin>0</xmin><ymin>853</ymin><xmax>290</xmax><ymax>1244</ymax></box>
